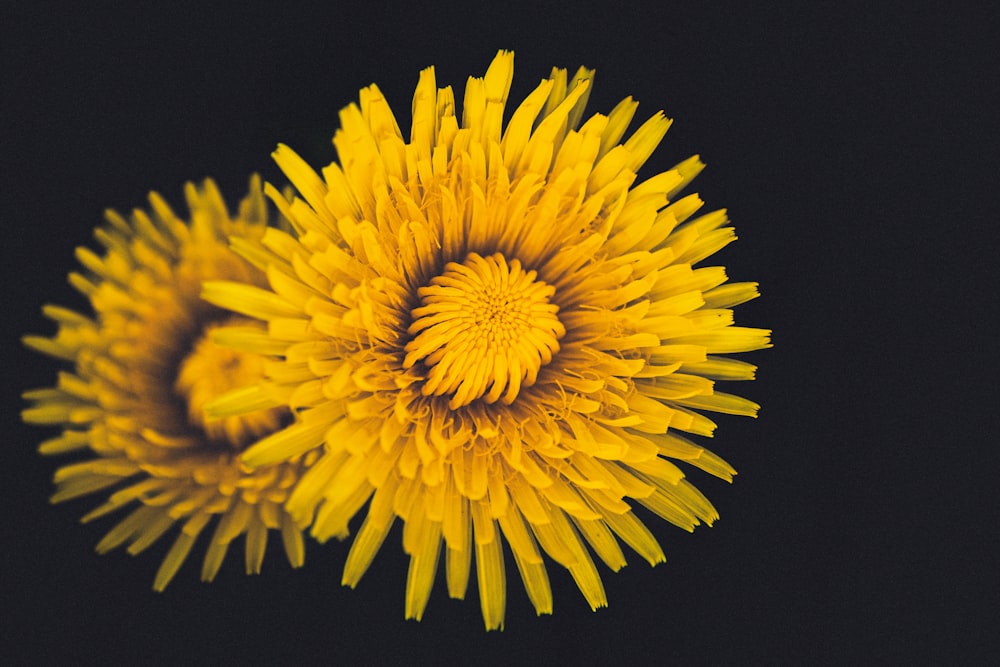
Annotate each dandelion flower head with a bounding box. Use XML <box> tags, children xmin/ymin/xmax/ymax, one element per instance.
<box><xmin>204</xmin><ymin>50</ymin><xmax>771</xmax><ymax>629</ymax></box>
<box><xmin>23</xmin><ymin>178</ymin><xmax>318</xmax><ymax>589</ymax></box>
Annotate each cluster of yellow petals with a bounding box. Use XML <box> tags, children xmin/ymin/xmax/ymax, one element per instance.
<box><xmin>403</xmin><ymin>252</ymin><xmax>565</xmax><ymax>409</ymax></box>
<box><xmin>23</xmin><ymin>178</ymin><xmax>316</xmax><ymax>589</ymax></box>
<box><xmin>203</xmin><ymin>51</ymin><xmax>770</xmax><ymax>629</ymax></box>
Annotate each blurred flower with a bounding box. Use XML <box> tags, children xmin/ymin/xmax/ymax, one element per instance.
<box><xmin>23</xmin><ymin>177</ymin><xmax>318</xmax><ymax>589</ymax></box>
<box><xmin>205</xmin><ymin>51</ymin><xmax>770</xmax><ymax>629</ymax></box>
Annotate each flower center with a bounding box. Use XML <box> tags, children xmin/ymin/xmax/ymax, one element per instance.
<box><xmin>403</xmin><ymin>252</ymin><xmax>565</xmax><ymax>409</ymax></box>
<box><xmin>174</xmin><ymin>316</ymin><xmax>288</xmax><ymax>450</ymax></box>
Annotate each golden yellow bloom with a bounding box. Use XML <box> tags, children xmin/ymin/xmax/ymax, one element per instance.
<box><xmin>205</xmin><ymin>50</ymin><xmax>771</xmax><ymax>629</ymax></box>
<box><xmin>23</xmin><ymin>177</ymin><xmax>317</xmax><ymax>590</ymax></box>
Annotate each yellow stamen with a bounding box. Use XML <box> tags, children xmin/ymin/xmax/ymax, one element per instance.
<box><xmin>174</xmin><ymin>316</ymin><xmax>288</xmax><ymax>449</ymax></box>
<box><xmin>403</xmin><ymin>252</ymin><xmax>565</xmax><ymax>409</ymax></box>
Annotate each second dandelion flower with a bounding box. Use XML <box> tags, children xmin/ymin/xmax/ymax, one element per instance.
<box><xmin>23</xmin><ymin>177</ymin><xmax>319</xmax><ymax>589</ymax></box>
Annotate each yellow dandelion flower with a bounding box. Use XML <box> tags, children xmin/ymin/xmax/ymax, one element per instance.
<box><xmin>204</xmin><ymin>50</ymin><xmax>771</xmax><ymax>629</ymax></box>
<box><xmin>23</xmin><ymin>177</ymin><xmax>318</xmax><ymax>590</ymax></box>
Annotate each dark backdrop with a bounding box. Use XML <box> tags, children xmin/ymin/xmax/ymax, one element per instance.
<box><xmin>3</xmin><ymin>1</ymin><xmax>995</xmax><ymax>663</ymax></box>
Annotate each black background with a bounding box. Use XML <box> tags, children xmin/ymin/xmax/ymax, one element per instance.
<box><xmin>3</xmin><ymin>1</ymin><xmax>995</xmax><ymax>664</ymax></box>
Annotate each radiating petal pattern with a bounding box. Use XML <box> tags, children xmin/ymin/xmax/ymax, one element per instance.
<box><xmin>24</xmin><ymin>177</ymin><xmax>319</xmax><ymax>588</ymax></box>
